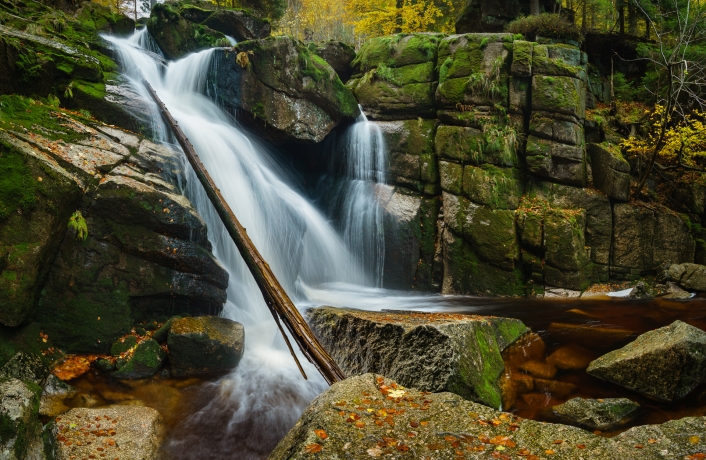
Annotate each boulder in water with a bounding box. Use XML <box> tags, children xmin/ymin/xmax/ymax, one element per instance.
<box><xmin>587</xmin><ymin>320</ymin><xmax>706</xmax><ymax>401</ymax></box>
<box><xmin>168</xmin><ymin>316</ymin><xmax>244</xmax><ymax>377</ymax></box>
<box><xmin>209</xmin><ymin>36</ymin><xmax>360</xmax><ymax>144</ymax></box>
<box><xmin>48</xmin><ymin>406</ymin><xmax>162</xmax><ymax>460</ymax></box>
<box><xmin>664</xmin><ymin>263</ymin><xmax>706</xmax><ymax>291</ymax></box>
<box><xmin>552</xmin><ymin>397</ymin><xmax>640</xmax><ymax>431</ymax></box>
<box><xmin>306</xmin><ymin>306</ymin><xmax>527</xmax><ymax>410</ymax></box>
<box><xmin>0</xmin><ymin>378</ymin><xmax>43</xmax><ymax>459</ymax></box>
<box><xmin>113</xmin><ymin>339</ymin><xmax>166</xmax><ymax>379</ymax></box>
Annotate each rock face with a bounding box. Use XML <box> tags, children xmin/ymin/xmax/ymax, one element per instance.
<box><xmin>307</xmin><ymin>307</ymin><xmax>527</xmax><ymax>409</ymax></box>
<box><xmin>589</xmin><ymin>143</ymin><xmax>630</xmax><ymax>201</ymax></box>
<box><xmin>587</xmin><ymin>320</ymin><xmax>706</xmax><ymax>402</ymax></box>
<box><xmin>147</xmin><ymin>1</ymin><xmax>270</xmax><ymax>60</ymax></box>
<box><xmin>0</xmin><ymin>96</ymin><xmax>228</xmax><ymax>352</ymax></box>
<box><xmin>168</xmin><ymin>316</ymin><xmax>245</xmax><ymax>377</ymax></box>
<box><xmin>552</xmin><ymin>397</ymin><xmax>640</xmax><ymax>431</ymax></box>
<box><xmin>0</xmin><ymin>378</ymin><xmax>43</xmax><ymax>460</ymax></box>
<box><xmin>209</xmin><ymin>36</ymin><xmax>360</xmax><ymax>144</ymax></box>
<box><xmin>48</xmin><ymin>406</ymin><xmax>162</xmax><ymax>460</ymax></box>
<box><xmin>269</xmin><ymin>373</ymin><xmax>706</xmax><ymax>460</ymax></box>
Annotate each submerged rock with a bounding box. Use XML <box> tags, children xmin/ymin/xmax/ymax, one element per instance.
<box><xmin>587</xmin><ymin>320</ymin><xmax>706</xmax><ymax>401</ymax></box>
<box><xmin>168</xmin><ymin>316</ymin><xmax>244</xmax><ymax>377</ymax></box>
<box><xmin>0</xmin><ymin>378</ymin><xmax>43</xmax><ymax>460</ymax></box>
<box><xmin>307</xmin><ymin>307</ymin><xmax>527</xmax><ymax>409</ymax></box>
<box><xmin>209</xmin><ymin>36</ymin><xmax>359</xmax><ymax>144</ymax></box>
<box><xmin>113</xmin><ymin>339</ymin><xmax>166</xmax><ymax>379</ymax></box>
<box><xmin>552</xmin><ymin>397</ymin><xmax>640</xmax><ymax>431</ymax></box>
<box><xmin>48</xmin><ymin>406</ymin><xmax>162</xmax><ymax>460</ymax></box>
<box><xmin>269</xmin><ymin>373</ymin><xmax>706</xmax><ymax>460</ymax></box>
<box><xmin>40</xmin><ymin>375</ymin><xmax>76</xmax><ymax>418</ymax></box>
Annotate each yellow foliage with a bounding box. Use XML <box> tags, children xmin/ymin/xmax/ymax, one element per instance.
<box><xmin>275</xmin><ymin>0</ymin><xmax>354</xmax><ymax>42</ymax></box>
<box><xmin>621</xmin><ymin>105</ymin><xmax>706</xmax><ymax>167</ymax></box>
<box><xmin>346</xmin><ymin>0</ymin><xmax>452</xmax><ymax>38</ymax></box>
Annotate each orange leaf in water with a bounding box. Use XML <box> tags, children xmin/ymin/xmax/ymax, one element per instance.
<box><xmin>52</xmin><ymin>355</ymin><xmax>101</xmax><ymax>381</ymax></box>
<box><xmin>304</xmin><ymin>443</ymin><xmax>322</xmax><ymax>454</ymax></box>
<box><xmin>355</xmin><ymin>421</ymin><xmax>365</xmax><ymax>428</ymax></box>
<box><xmin>313</xmin><ymin>430</ymin><xmax>327</xmax><ymax>440</ymax></box>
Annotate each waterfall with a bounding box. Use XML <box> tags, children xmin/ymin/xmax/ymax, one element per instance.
<box><xmin>313</xmin><ymin>110</ymin><xmax>387</xmax><ymax>286</ymax></box>
<box><xmin>104</xmin><ymin>28</ymin><xmax>381</xmax><ymax>458</ymax></box>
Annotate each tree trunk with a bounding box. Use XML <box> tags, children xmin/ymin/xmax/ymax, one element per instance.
<box><xmin>395</xmin><ymin>0</ymin><xmax>403</xmax><ymax>32</ymax></box>
<box><xmin>582</xmin><ymin>0</ymin><xmax>587</xmax><ymax>32</ymax></box>
<box><xmin>142</xmin><ymin>80</ymin><xmax>346</xmax><ymax>386</ymax></box>
<box><xmin>530</xmin><ymin>0</ymin><xmax>540</xmax><ymax>15</ymax></box>
<box><xmin>628</xmin><ymin>0</ymin><xmax>637</xmax><ymax>35</ymax></box>
<box><xmin>618</xmin><ymin>0</ymin><xmax>625</xmax><ymax>34</ymax></box>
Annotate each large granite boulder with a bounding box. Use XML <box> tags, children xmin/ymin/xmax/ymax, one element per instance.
<box><xmin>307</xmin><ymin>307</ymin><xmax>527</xmax><ymax>409</ymax></box>
<box><xmin>309</xmin><ymin>40</ymin><xmax>356</xmax><ymax>83</ymax></box>
<box><xmin>348</xmin><ymin>33</ymin><xmax>443</xmax><ymax>119</ymax></box>
<box><xmin>664</xmin><ymin>263</ymin><xmax>706</xmax><ymax>291</ymax></box>
<box><xmin>269</xmin><ymin>373</ymin><xmax>706</xmax><ymax>460</ymax></box>
<box><xmin>0</xmin><ymin>378</ymin><xmax>43</xmax><ymax>460</ymax></box>
<box><xmin>48</xmin><ymin>406</ymin><xmax>162</xmax><ymax>460</ymax></box>
<box><xmin>147</xmin><ymin>1</ymin><xmax>270</xmax><ymax>60</ymax></box>
<box><xmin>168</xmin><ymin>316</ymin><xmax>245</xmax><ymax>377</ymax></box>
<box><xmin>552</xmin><ymin>397</ymin><xmax>640</xmax><ymax>431</ymax></box>
<box><xmin>209</xmin><ymin>36</ymin><xmax>359</xmax><ymax>144</ymax></box>
<box><xmin>587</xmin><ymin>320</ymin><xmax>706</xmax><ymax>402</ymax></box>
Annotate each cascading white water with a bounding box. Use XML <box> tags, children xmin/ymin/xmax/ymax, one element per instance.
<box><xmin>106</xmin><ymin>28</ymin><xmax>386</xmax><ymax>458</ymax></box>
<box><xmin>313</xmin><ymin>111</ymin><xmax>387</xmax><ymax>286</ymax></box>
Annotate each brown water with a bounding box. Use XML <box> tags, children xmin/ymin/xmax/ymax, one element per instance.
<box><xmin>52</xmin><ymin>297</ymin><xmax>706</xmax><ymax>457</ymax></box>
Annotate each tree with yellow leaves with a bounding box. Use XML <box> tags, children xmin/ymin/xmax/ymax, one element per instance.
<box><xmin>346</xmin><ymin>0</ymin><xmax>454</xmax><ymax>38</ymax></box>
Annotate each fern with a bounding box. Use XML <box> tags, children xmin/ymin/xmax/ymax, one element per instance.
<box><xmin>68</xmin><ymin>211</ymin><xmax>88</xmax><ymax>241</ymax></box>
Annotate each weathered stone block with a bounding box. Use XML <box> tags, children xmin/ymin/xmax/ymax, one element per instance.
<box><xmin>0</xmin><ymin>378</ymin><xmax>42</xmax><ymax>460</ymax></box>
<box><xmin>168</xmin><ymin>316</ymin><xmax>245</xmax><ymax>377</ymax></box>
<box><xmin>509</xmin><ymin>77</ymin><xmax>530</xmax><ymax>113</ymax></box>
<box><xmin>544</xmin><ymin>209</ymin><xmax>590</xmax><ymax>271</ymax></box>
<box><xmin>529</xmin><ymin>112</ymin><xmax>583</xmax><ymax>146</ymax></box>
<box><xmin>435</xmin><ymin>124</ymin><xmax>518</xmax><ymax>166</ymax></box>
<box><xmin>439</xmin><ymin>160</ymin><xmax>464</xmax><ymax>195</ymax></box>
<box><xmin>511</xmin><ymin>40</ymin><xmax>533</xmax><ymax>77</ymax></box>
<box><xmin>307</xmin><ymin>306</ymin><xmax>528</xmax><ymax>409</ymax></box>
<box><xmin>465</xmin><ymin>204</ymin><xmax>518</xmax><ymax>269</ymax></box>
<box><xmin>525</xmin><ymin>136</ymin><xmax>586</xmax><ymax>186</ymax></box>
<box><xmin>113</xmin><ymin>339</ymin><xmax>166</xmax><ymax>379</ymax></box>
<box><xmin>552</xmin><ymin>397</ymin><xmax>640</xmax><ymax>431</ymax></box>
<box><xmin>518</xmin><ymin>209</ymin><xmax>543</xmax><ymax>250</ymax></box>
<box><xmin>375</xmin><ymin>119</ymin><xmax>436</xmax><ymax>187</ymax></box>
<box><xmin>589</xmin><ymin>143</ymin><xmax>630</xmax><ymax>202</ymax></box>
<box><xmin>587</xmin><ymin>320</ymin><xmax>706</xmax><ymax>402</ymax></box>
<box><xmin>462</xmin><ymin>165</ymin><xmax>522</xmax><ymax>209</ymax></box>
<box><xmin>532</xmin><ymin>75</ymin><xmax>586</xmax><ymax>120</ymax></box>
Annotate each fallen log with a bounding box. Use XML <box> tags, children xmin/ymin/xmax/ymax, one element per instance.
<box><xmin>142</xmin><ymin>79</ymin><xmax>346</xmax><ymax>385</ymax></box>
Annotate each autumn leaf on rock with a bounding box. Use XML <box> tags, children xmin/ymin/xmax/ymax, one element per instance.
<box><xmin>313</xmin><ymin>429</ymin><xmax>328</xmax><ymax>440</ymax></box>
<box><xmin>304</xmin><ymin>443</ymin><xmax>322</xmax><ymax>454</ymax></box>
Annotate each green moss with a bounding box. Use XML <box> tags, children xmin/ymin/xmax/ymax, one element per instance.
<box><xmin>462</xmin><ymin>165</ymin><xmax>522</xmax><ymax>210</ymax></box>
<box><xmin>110</xmin><ymin>335</ymin><xmax>137</xmax><ymax>356</ymax></box>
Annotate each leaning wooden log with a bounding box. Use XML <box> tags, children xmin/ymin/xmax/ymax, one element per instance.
<box><xmin>142</xmin><ymin>79</ymin><xmax>346</xmax><ymax>385</ymax></box>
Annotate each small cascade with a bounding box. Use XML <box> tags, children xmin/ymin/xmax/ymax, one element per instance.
<box><xmin>314</xmin><ymin>111</ymin><xmax>387</xmax><ymax>286</ymax></box>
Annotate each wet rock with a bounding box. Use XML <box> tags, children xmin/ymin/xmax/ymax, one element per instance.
<box><xmin>151</xmin><ymin>316</ymin><xmax>179</xmax><ymax>344</ymax></box>
<box><xmin>628</xmin><ymin>281</ymin><xmax>652</xmax><ymax>299</ymax></box>
<box><xmin>39</xmin><ymin>375</ymin><xmax>76</xmax><ymax>418</ymax></box>
<box><xmin>348</xmin><ymin>34</ymin><xmax>442</xmax><ymax>119</ymax></box>
<box><xmin>546</xmin><ymin>345</ymin><xmax>594</xmax><ymax>370</ymax></box>
<box><xmin>665</xmin><ymin>263</ymin><xmax>706</xmax><ymax>291</ymax></box>
<box><xmin>309</xmin><ymin>40</ymin><xmax>356</xmax><ymax>82</ymax></box>
<box><xmin>307</xmin><ymin>307</ymin><xmax>528</xmax><ymax>409</ymax></box>
<box><xmin>168</xmin><ymin>316</ymin><xmax>245</xmax><ymax>377</ymax></box>
<box><xmin>48</xmin><ymin>406</ymin><xmax>162</xmax><ymax>460</ymax></box>
<box><xmin>589</xmin><ymin>143</ymin><xmax>630</xmax><ymax>202</ymax></box>
<box><xmin>270</xmin><ymin>373</ymin><xmax>706</xmax><ymax>460</ymax></box>
<box><xmin>202</xmin><ymin>9</ymin><xmax>271</xmax><ymax>42</ymax></box>
<box><xmin>0</xmin><ymin>378</ymin><xmax>42</xmax><ymax>460</ymax></box>
<box><xmin>113</xmin><ymin>339</ymin><xmax>166</xmax><ymax>379</ymax></box>
<box><xmin>146</xmin><ymin>3</ymin><xmax>225</xmax><ymax>60</ymax></box>
<box><xmin>0</xmin><ymin>352</ymin><xmax>50</xmax><ymax>386</ymax></box>
<box><xmin>587</xmin><ymin>320</ymin><xmax>706</xmax><ymax>402</ymax></box>
<box><xmin>534</xmin><ymin>379</ymin><xmax>577</xmax><ymax>398</ymax></box>
<box><xmin>111</xmin><ymin>336</ymin><xmax>138</xmax><ymax>356</ymax></box>
<box><xmin>552</xmin><ymin>397</ymin><xmax>640</xmax><ymax>431</ymax></box>
<box><xmin>518</xmin><ymin>360</ymin><xmax>557</xmax><ymax>379</ymax></box>
<box><xmin>209</xmin><ymin>36</ymin><xmax>359</xmax><ymax>144</ymax></box>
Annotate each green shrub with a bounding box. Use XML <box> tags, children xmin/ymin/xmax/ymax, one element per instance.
<box><xmin>613</xmin><ymin>72</ymin><xmax>636</xmax><ymax>101</ymax></box>
<box><xmin>506</xmin><ymin>14</ymin><xmax>581</xmax><ymax>43</ymax></box>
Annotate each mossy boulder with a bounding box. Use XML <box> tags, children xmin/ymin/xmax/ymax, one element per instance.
<box><xmin>307</xmin><ymin>307</ymin><xmax>527</xmax><ymax>410</ymax></box>
<box><xmin>439</xmin><ymin>160</ymin><xmax>464</xmax><ymax>195</ymax></box>
<box><xmin>510</xmin><ymin>40</ymin><xmax>533</xmax><ymax>77</ymax></box>
<box><xmin>0</xmin><ymin>352</ymin><xmax>49</xmax><ymax>386</ymax></box>
<box><xmin>552</xmin><ymin>397</ymin><xmax>640</xmax><ymax>431</ymax></box>
<box><xmin>168</xmin><ymin>316</ymin><xmax>244</xmax><ymax>377</ymax></box>
<box><xmin>309</xmin><ymin>40</ymin><xmax>356</xmax><ymax>82</ymax></box>
<box><xmin>543</xmin><ymin>209</ymin><xmax>589</xmax><ymax>272</ymax></box>
<box><xmin>436</xmin><ymin>33</ymin><xmax>512</xmax><ymax>109</ymax></box>
<box><xmin>464</xmin><ymin>204</ymin><xmax>518</xmax><ymax>269</ymax></box>
<box><xmin>529</xmin><ymin>112</ymin><xmax>584</xmax><ymax>146</ymax></box>
<box><xmin>110</xmin><ymin>335</ymin><xmax>138</xmax><ymax>356</ymax></box>
<box><xmin>209</xmin><ymin>36</ymin><xmax>359</xmax><ymax>144</ymax></box>
<box><xmin>349</xmin><ymin>33</ymin><xmax>443</xmax><ymax>118</ymax></box>
<box><xmin>113</xmin><ymin>339</ymin><xmax>165</xmax><ymax>379</ymax></box>
<box><xmin>587</xmin><ymin>320</ymin><xmax>706</xmax><ymax>402</ymax></box>
<box><xmin>0</xmin><ymin>378</ymin><xmax>42</xmax><ymax>460</ymax></box>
